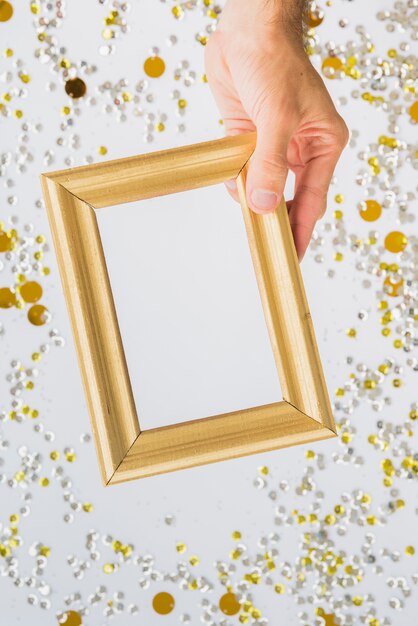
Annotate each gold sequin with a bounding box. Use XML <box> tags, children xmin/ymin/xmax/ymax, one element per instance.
<box><xmin>384</xmin><ymin>231</ymin><xmax>408</xmax><ymax>253</ymax></box>
<box><xmin>0</xmin><ymin>287</ymin><xmax>17</xmax><ymax>308</ymax></box>
<box><xmin>307</xmin><ymin>9</ymin><xmax>324</xmax><ymax>27</ymax></box>
<box><xmin>28</xmin><ymin>304</ymin><xmax>49</xmax><ymax>326</ymax></box>
<box><xmin>0</xmin><ymin>1</ymin><xmax>13</xmax><ymax>22</ymax></box>
<box><xmin>360</xmin><ymin>199</ymin><xmax>382</xmax><ymax>222</ymax></box>
<box><xmin>321</xmin><ymin>57</ymin><xmax>343</xmax><ymax>79</ymax></box>
<box><xmin>58</xmin><ymin>611</ymin><xmax>82</xmax><ymax>626</ymax></box>
<box><xmin>144</xmin><ymin>56</ymin><xmax>165</xmax><ymax>78</ymax></box>
<box><xmin>219</xmin><ymin>592</ymin><xmax>241</xmax><ymax>616</ymax></box>
<box><xmin>0</xmin><ymin>230</ymin><xmax>12</xmax><ymax>251</ymax></box>
<box><xmin>64</xmin><ymin>77</ymin><xmax>87</xmax><ymax>100</ymax></box>
<box><xmin>19</xmin><ymin>280</ymin><xmax>42</xmax><ymax>303</ymax></box>
<box><xmin>152</xmin><ymin>592</ymin><xmax>175</xmax><ymax>615</ymax></box>
<box><xmin>409</xmin><ymin>100</ymin><xmax>418</xmax><ymax>123</ymax></box>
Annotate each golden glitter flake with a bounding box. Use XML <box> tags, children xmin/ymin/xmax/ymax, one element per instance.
<box><xmin>144</xmin><ymin>55</ymin><xmax>165</xmax><ymax>78</ymax></box>
<box><xmin>59</xmin><ymin>610</ymin><xmax>82</xmax><ymax>626</ymax></box>
<box><xmin>28</xmin><ymin>303</ymin><xmax>49</xmax><ymax>325</ymax></box>
<box><xmin>384</xmin><ymin>231</ymin><xmax>408</xmax><ymax>253</ymax></box>
<box><xmin>19</xmin><ymin>280</ymin><xmax>42</xmax><ymax>303</ymax></box>
<box><xmin>219</xmin><ymin>592</ymin><xmax>241</xmax><ymax>616</ymax></box>
<box><xmin>0</xmin><ymin>286</ymin><xmax>17</xmax><ymax>308</ymax></box>
<box><xmin>152</xmin><ymin>591</ymin><xmax>175</xmax><ymax>615</ymax></box>
<box><xmin>0</xmin><ymin>1</ymin><xmax>13</xmax><ymax>22</ymax></box>
<box><xmin>360</xmin><ymin>199</ymin><xmax>382</xmax><ymax>222</ymax></box>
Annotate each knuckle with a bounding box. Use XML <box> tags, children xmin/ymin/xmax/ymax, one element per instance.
<box><xmin>335</xmin><ymin>116</ymin><xmax>350</xmax><ymax>148</ymax></box>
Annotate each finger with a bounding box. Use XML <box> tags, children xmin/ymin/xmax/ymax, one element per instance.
<box><xmin>225</xmin><ymin>178</ymin><xmax>239</xmax><ymax>203</ymax></box>
<box><xmin>245</xmin><ymin>116</ymin><xmax>295</xmax><ymax>215</ymax></box>
<box><xmin>288</xmin><ymin>154</ymin><xmax>338</xmax><ymax>261</ymax></box>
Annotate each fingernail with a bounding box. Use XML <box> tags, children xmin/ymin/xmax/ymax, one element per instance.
<box><xmin>225</xmin><ymin>179</ymin><xmax>236</xmax><ymax>190</ymax></box>
<box><xmin>251</xmin><ymin>189</ymin><xmax>278</xmax><ymax>211</ymax></box>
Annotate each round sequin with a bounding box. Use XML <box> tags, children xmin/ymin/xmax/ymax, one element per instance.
<box><xmin>360</xmin><ymin>199</ymin><xmax>382</xmax><ymax>222</ymax></box>
<box><xmin>0</xmin><ymin>230</ymin><xmax>12</xmax><ymax>252</ymax></box>
<box><xmin>219</xmin><ymin>592</ymin><xmax>241</xmax><ymax>616</ymax></box>
<box><xmin>58</xmin><ymin>611</ymin><xmax>82</xmax><ymax>626</ymax></box>
<box><xmin>409</xmin><ymin>100</ymin><xmax>418</xmax><ymax>123</ymax></box>
<box><xmin>384</xmin><ymin>276</ymin><xmax>404</xmax><ymax>297</ymax></box>
<box><xmin>152</xmin><ymin>592</ymin><xmax>175</xmax><ymax>615</ymax></box>
<box><xmin>307</xmin><ymin>8</ymin><xmax>324</xmax><ymax>27</ymax></box>
<box><xmin>144</xmin><ymin>56</ymin><xmax>165</xmax><ymax>78</ymax></box>
<box><xmin>28</xmin><ymin>303</ymin><xmax>49</xmax><ymax>325</ymax></box>
<box><xmin>0</xmin><ymin>287</ymin><xmax>16</xmax><ymax>308</ymax></box>
<box><xmin>321</xmin><ymin>56</ymin><xmax>343</xmax><ymax>78</ymax></box>
<box><xmin>19</xmin><ymin>280</ymin><xmax>43</xmax><ymax>303</ymax></box>
<box><xmin>0</xmin><ymin>1</ymin><xmax>13</xmax><ymax>22</ymax></box>
<box><xmin>64</xmin><ymin>77</ymin><xmax>87</xmax><ymax>99</ymax></box>
<box><xmin>384</xmin><ymin>231</ymin><xmax>408</xmax><ymax>253</ymax></box>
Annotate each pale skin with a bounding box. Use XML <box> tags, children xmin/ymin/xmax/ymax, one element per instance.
<box><xmin>204</xmin><ymin>0</ymin><xmax>349</xmax><ymax>260</ymax></box>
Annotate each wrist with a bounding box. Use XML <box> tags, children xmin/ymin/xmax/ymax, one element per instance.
<box><xmin>219</xmin><ymin>0</ymin><xmax>307</xmax><ymax>52</ymax></box>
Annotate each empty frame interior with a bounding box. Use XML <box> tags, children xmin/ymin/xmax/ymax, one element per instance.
<box><xmin>96</xmin><ymin>186</ymin><xmax>282</xmax><ymax>430</ymax></box>
<box><xmin>41</xmin><ymin>133</ymin><xmax>336</xmax><ymax>485</ymax></box>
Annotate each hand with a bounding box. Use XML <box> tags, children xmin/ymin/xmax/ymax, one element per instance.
<box><xmin>204</xmin><ymin>0</ymin><xmax>349</xmax><ymax>261</ymax></box>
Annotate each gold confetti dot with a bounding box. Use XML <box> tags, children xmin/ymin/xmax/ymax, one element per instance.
<box><xmin>0</xmin><ymin>230</ymin><xmax>12</xmax><ymax>251</ymax></box>
<box><xmin>176</xmin><ymin>542</ymin><xmax>186</xmax><ymax>553</ymax></box>
<box><xmin>409</xmin><ymin>100</ymin><xmax>418</xmax><ymax>123</ymax></box>
<box><xmin>384</xmin><ymin>231</ymin><xmax>407</xmax><ymax>253</ymax></box>
<box><xmin>58</xmin><ymin>611</ymin><xmax>82</xmax><ymax>626</ymax></box>
<box><xmin>98</xmin><ymin>146</ymin><xmax>107</xmax><ymax>155</ymax></box>
<box><xmin>321</xmin><ymin>56</ymin><xmax>343</xmax><ymax>78</ymax></box>
<box><xmin>28</xmin><ymin>304</ymin><xmax>49</xmax><ymax>326</ymax></box>
<box><xmin>307</xmin><ymin>8</ymin><xmax>324</xmax><ymax>27</ymax></box>
<box><xmin>152</xmin><ymin>592</ymin><xmax>175</xmax><ymax>615</ymax></box>
<box><xmin>383</xmin><ymin>276</ymin><xmax>403</xmax><ymax>297</ymax></box>
<box><xmin>19</xmin><ymin>280</ymin><xmax>42</xmax><ymax>303</ymax></box>
<box><xmin>144</xmin><ymin>56</ymin><xmax>165</xmax><ymax>78</ymax></box>
<box><xmin>103</xmin><ymin>562</ymin><xmax>115</xmax><ymax>574</ymax></box>
<box><xmin>219</xmin><ymin>592</ymin><xmax>241</xmax><ymax>616</ymax></box>
<box><xmin>0</xmin><ymin>287</ymin><xmax>17</xmax><ymax>308</ymax></box>
<box><xmin>64</xmin><ymin>77</ymin><xmax>87</xmax><ymax>100</ymax></box>
<box><xmin>360</xmin><ymin>199</ymin><xmax>382</xmax><ymax>222</ymax></box>
<box><xmin>0</xmin><ymin>1</ymin><xmax>13</xmax><ymax>22</ymax></box>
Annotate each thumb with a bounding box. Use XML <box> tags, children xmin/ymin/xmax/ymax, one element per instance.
<box><xmin>246</xmin><ymin>117</ymin><xmax>293</xmax><ymax>214</ymax></box>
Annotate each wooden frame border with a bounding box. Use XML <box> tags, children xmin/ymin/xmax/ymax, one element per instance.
<box><xmin>40</xmin><ymin>132</ymin><xmax>336</xmax><ymax>485</ymax></box>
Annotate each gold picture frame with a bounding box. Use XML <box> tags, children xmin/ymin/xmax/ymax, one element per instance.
<box><xmin>40</xmin><ymin>132</ymin><xmax>336</xmax><ymax>486</ymax></box>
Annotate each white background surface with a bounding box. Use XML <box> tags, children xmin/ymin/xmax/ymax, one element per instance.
<box><xmin>1</xmin><ymin>1</ymin><xmax>417</xmax><ymax>625</ymax></box>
